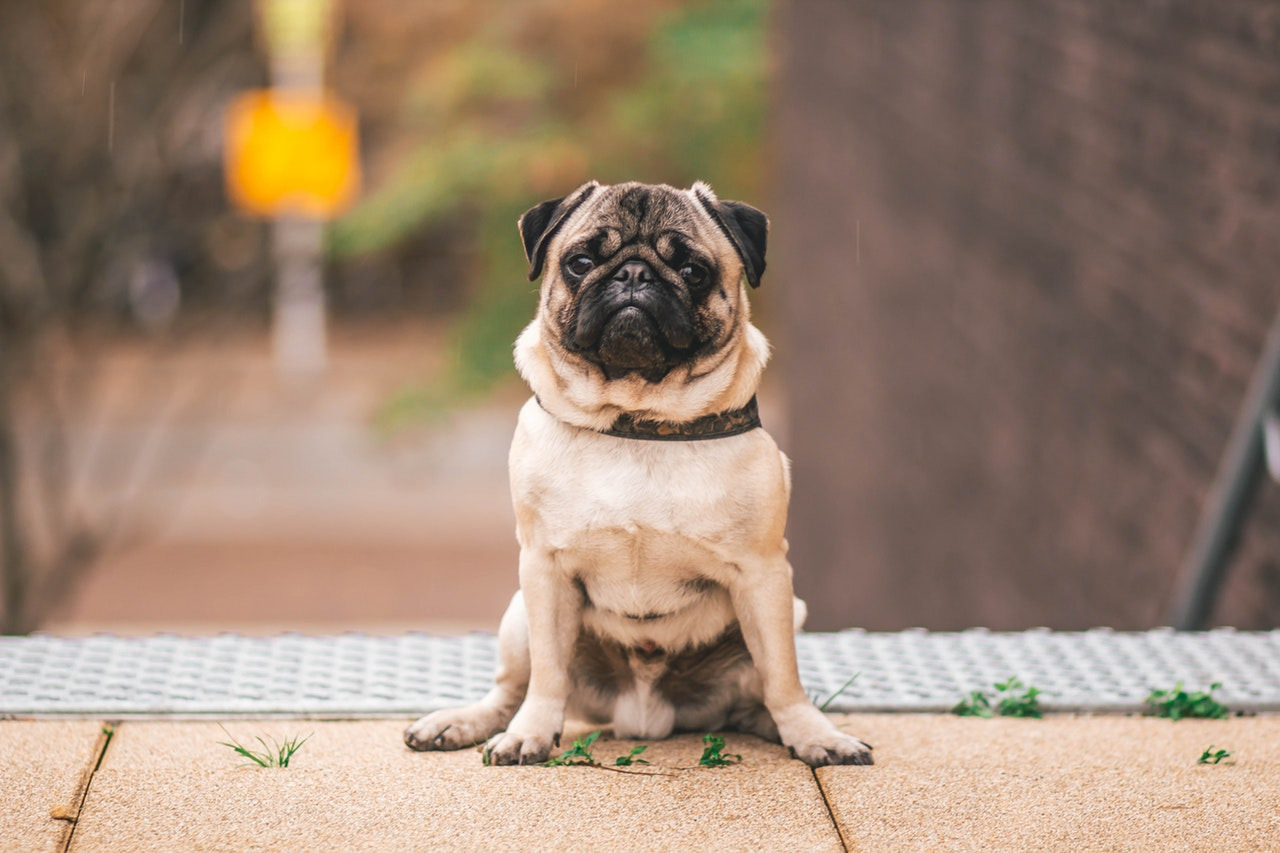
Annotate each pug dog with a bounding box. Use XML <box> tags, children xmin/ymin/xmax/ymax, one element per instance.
<box><xmin>404</xmin><ymin>180</ymin><xmax>872</xmax><ymax>767</ymax></box>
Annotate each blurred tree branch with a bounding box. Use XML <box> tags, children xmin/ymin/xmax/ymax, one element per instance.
<box><xmin>0</xmin><ymin>1</ymin><xmax>264</xmax><ymax>633</ymax></box>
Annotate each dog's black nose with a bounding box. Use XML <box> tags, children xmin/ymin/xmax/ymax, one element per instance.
<box><xmin>611</xmin><ymin>260</ymin><xmax>654</xmax><ymax>286</ymax></box>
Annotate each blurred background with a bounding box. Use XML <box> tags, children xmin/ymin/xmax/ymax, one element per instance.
<box><xmin>1</xmin><ymin>0</ymin><xmax>1277</xmax><ymax>636</ymax></box>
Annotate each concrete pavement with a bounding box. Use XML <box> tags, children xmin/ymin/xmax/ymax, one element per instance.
<box><xmin>1</xmin><ymin>722</ymin><xmax>106</xmax><ymax>853</ymax></box>
<box><xmin>824</xmin><ymin>714</ymin><xmax>1280</xmax><ymax>850</ymax></box>
<box><xmin>5</xmin><ymin>715</ymin><xmax>1279</xmax><ymax>852</ymax></box>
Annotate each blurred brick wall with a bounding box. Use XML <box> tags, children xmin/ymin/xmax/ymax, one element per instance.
<box><xmin>776</xmin><ymin>0</ymin><xmax>1280</xmax><ymax>630</ymax></box>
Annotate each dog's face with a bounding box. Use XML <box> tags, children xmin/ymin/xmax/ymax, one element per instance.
<box><xmin>518</xmin><ymin>181</ymin><xmax>768</xmax><ymax>384</ymax></box>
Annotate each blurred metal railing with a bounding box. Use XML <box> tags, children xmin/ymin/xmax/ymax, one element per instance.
<box><xmin>1167</xmin><ymin>311</ymin><xmax>1280</xmax><ymax>629</ymax></box>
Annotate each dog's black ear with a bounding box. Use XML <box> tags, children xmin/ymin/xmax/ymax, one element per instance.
<box><xmin>693</xmin><ymin>184</ymin><xmax>769</xmax><ymax>288</ymax></box>
<box><xmin>518</xmin><ymin>181</ymin><xmax>599</xmax><ymax>281</ymax></box>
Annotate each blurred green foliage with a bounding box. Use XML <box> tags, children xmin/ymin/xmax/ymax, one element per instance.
<box><xmin>332</xmin><ymin>0</ymin><xmax>767</xmax><ymax>429</ymax></box>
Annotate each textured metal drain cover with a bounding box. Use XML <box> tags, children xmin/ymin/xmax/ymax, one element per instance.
<box><xmin>796</xmin><ymin>628</ymin><xmax>1280</xmax><ymax>713</ymax></box>
<box><xmin>1</xmin><ymin>629</ymin><xmax>1277</xmax><ymax>717</ymax></box>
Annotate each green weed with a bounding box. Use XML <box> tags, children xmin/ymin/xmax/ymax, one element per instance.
<box><xmin>993</xmin><ymin>677</ymin><xmax>1043</xmax><ymax>718</ymax></box>
<box><xmin>217</xmin><ymin>725</ymin><xmax>311</xmax><ymax>768</ymax></box>
<box><xmin>539</xmin><ymin>732</ymin><xmax>652</xmax><ymax>769</ymax></box>
<box><xmin>698</xmin><ymin>733</ymin><xmax>742</xmax><ymax>767</ymax></box>
<box><xmin>487</xmin><ymin>730</ymin><xmax>738</xmax><ymax>771</ymax></box>
<box><xmin>614</xmin><ymin>744</ymin><xmax>649</xmax><ymax>766</ymax></box>
<box><xmin>1145</xmin><ymin>682</ymin><xmax>1230</xmax><ymax>720</ymax></box>
<box><xmin>952</xmin><ymin>689</ymin><xmax>993</xmax><ymax>718</ymax></box>
<box><xmin>1197</xmin><ymin>746</ymin><xmax>1233</xmax><ymax>765</ymax></box>
<box><xmin>952</xmin><ymin>676</ymin><xmax>1043</xmax><ymax>718</ymax></box>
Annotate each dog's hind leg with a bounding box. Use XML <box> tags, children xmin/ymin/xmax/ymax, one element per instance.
<box><xmin>726</xmin><ymin>697</ymin><xmax>780</xmax><ymax>742</ymax></box>
<box><xmin>405</xmin><ymin>591</ymin><xmax>531</xmax><ymax>752</ymax></box>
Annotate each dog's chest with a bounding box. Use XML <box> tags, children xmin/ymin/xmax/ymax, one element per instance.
<box><xmin>510</xmin><ymin>401</ymin><xmax>777</xmax><ymax>587</ymax></box>
<box><xmin>514</xmin><ymin>427</ymin><xmax>748</xmax><ymax>559</ymax></box>
<box><xmin>557</xmin><ymin>525</ymin><xmax>738</xmax><ymax>650</ymax></box>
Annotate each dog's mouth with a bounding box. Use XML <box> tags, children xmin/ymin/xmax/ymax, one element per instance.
<box><xmin>568</xmin><ymin>260</ymin><xmax>697</xmax><ymax>382</ymax></box>
<box><xmin>594</xmin><ymin>306</ymin><xmax>670</xmax><ymax>378</ymax></box>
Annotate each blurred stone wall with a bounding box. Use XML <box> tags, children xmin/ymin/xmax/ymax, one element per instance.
<box><xmin>776</xmin><ymin>0</ymin><xmax>1280</xmax><ymax>630</ymax></box>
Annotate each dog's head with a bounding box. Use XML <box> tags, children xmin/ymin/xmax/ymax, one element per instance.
<box><xmin>518</xmin><ymin>181</ymin><xmax>768</xmax><ymax>384</ymax></box>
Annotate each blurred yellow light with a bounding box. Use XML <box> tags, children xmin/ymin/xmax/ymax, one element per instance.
<box><xmin>224</xmin><ymin>90</ymin><xmax>360</xmax><ymax>219</ymax></box>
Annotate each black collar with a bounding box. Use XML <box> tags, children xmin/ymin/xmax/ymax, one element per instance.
<box><xmin>540</xmin><ymin>396</ymin><xmax>762</xmax><ymax>441</ymax></box>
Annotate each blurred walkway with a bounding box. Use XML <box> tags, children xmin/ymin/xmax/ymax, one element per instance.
<box><xmin>49</xmin><ymin>323</ymin><xmax>522</xmax><ymax>635</ymax></box>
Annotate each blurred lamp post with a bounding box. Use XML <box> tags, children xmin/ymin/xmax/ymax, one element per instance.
<box><xmin>223</xmin><ymin>0</ymin><xmax>360</xmax><ymax>382</ymax></box>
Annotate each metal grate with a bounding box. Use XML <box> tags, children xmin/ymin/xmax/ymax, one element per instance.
<box><xmin>796</xmin><ymin>627</ymin><xmax>1280</xmax><ymax>713</ymax></box>
<box><xmin>1</xmin><ymin>629</ymin><xmax>1278</xmax><ymax>717</ymax></box>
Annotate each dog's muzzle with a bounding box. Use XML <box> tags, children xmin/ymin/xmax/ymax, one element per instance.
<box><xmin>572</xmin><ymin>260</ymin><xmax>695</xmax><ymax>376</ymax></box>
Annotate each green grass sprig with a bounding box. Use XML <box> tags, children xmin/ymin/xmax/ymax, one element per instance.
<box><xmin>217</xmin><ymin>725</ymin><xmax>311</xmax><ymax>768</ymax></box>
<box><xmin>810</xmin><ymin>672</ymin><xmax>861</xmax><ymax>712</ymax></box>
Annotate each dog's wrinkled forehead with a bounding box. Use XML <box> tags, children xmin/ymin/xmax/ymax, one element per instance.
<box><xmin>560</xmin><ymin>183</ymin><xmax>712</xmax><ymax>257</ymax></box>
<box><xmin>520</xmin><ymin>180</ymin><xmax>768</xmax><ymax>287</ymax></box>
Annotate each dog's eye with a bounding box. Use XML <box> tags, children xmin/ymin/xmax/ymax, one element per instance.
<box><xmin>565</xmin><ymin>255</ymin><xmax>594</xmax><ymax>277</ymax></box>
<box><xmin>680</xmin><ymin>264</ymin><xmax>707</xmax><ymax>286</ymax></box>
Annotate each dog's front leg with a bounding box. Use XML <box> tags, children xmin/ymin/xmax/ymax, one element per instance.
<box><xmin>483</xmin><ymin>547</ymin><xmax>579</xmax><ymax>765</ymax></box>
<box><xmin>731</xmin><ymin>554</ymin><xmax>873</xmax><ymax>767</ymax></box>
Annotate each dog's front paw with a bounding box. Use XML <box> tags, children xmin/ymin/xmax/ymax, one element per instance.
<box><xmin>483</xmin><ymin>729</ymin><xmax>559</xmax><ymax>766</ymax></box>
<box><xmin>789</xmin><ymin>731</ymin><xmax>874</xmax><ymax>767</ymax></box>
<box><xmin>405</xmin><ymin>705</ymin><xmax>511</xmax><ymax>752</ymax></box>
<box><xmin>774</xmin><ymin>703</ymin><xmax>874</xmax><ymax>767</ymax></box>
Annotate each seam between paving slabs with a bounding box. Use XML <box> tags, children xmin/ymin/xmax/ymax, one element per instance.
<box><xmin>60</xmin><ymin>722</ymin><xmax>116</xmax><ymax>853</ymax></box>
<box><xmin>812</xmin><ymin>766</ymin><xmax>850</xmax><ymax>853</ymax></box>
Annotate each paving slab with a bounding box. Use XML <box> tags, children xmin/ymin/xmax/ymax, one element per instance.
<box><xmin>819</xmin><ymin>714</ymin><xmax>1280</xmax><ymax>851</ymax></box>
<box><xmin>0</xmin><ymin>721</ymin><xmax>109</xmax><ymax>853</ymax></box>
<box><xmin>70</xmin><ymin>721</ymin><xmax>841</xmax><ymax>852</ymax></box>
